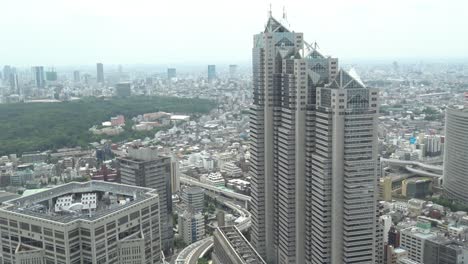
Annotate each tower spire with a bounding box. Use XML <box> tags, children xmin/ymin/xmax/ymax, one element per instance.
<box><xmin>269</xmin><ymin>3</ymin><xmax>272</xmax><ymax>17</ymax></box>
<box><xmin>283</xmin><ymin>6</ymin><xmax>287</xmax><ymax>20</ymax></box>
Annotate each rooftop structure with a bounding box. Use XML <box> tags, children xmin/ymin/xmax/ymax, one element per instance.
<box><xmin>1</xmin><ymin>181</ymin><xmax>155</xmax><ymax>223</ymax></box>
<box><xmin>0</xmin><ymin>181</ymin><xmax>162</xmax><ymax>263</ymax></box>
<box><xmin>212</xmin><ymin>225</ymin><xmax>266</xmax><ymax>264</ymax></box>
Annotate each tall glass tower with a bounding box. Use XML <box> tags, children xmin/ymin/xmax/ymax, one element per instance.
<box><xmin>443</xmin><ymin>106</ymin><xmax>468</xmax><ymax>204</ymax></box>
<box><xmin>96</xmin><ymin>62</ymin><xmax>104</xmax><ymax>83</ymax></box>
<box><xmin>250</xmin><ymin>13</ymin><xmax>380</xmax><ymax>264</ymax></box>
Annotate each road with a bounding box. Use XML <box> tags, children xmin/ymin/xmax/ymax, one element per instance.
<box><xmin>175</xmin><ymin>177</ymin><xmax>252</xmax><ymax>264</ymax></box>
<box><xmin>180</xmin><ymin>175</ymin><xmax>251</xmax><ymax>202</ymax></box>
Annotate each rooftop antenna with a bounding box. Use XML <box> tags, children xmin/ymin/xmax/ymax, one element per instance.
<box><xmin>283</xmin><ymin>6</ymin><xmax>287</xmax><ymax>20</ymax></box>
<box><xmin>269</xmin><ymin>3</ymin><xmax>272</xmax><ymax>17</ymax></box>
<box><xmin>313</xmin><ymin>41</ymin><xmax>320</xmax><ymax>50</ymax></box>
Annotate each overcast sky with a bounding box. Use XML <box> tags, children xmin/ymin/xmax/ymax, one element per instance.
<box><xmin>1</xmin><ymin>0</ymin><xmax>467</xmax><ymax>66</ymax></box>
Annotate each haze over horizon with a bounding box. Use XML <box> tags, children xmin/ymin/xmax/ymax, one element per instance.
<box><xmin>2</xmin><ymin>0</ymin><xmax>467</xmax><ymax>66</ymax></box>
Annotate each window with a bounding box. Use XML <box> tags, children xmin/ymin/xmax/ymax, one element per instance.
<box><xmin>20</xmin><ymin>222</ymin><xmax>29</xmax><ymax>231</ymax></box>
<box><xmin>119</xmin><ymin>216</ymin><xmax>129</xmax><ymax>226</ymax></box>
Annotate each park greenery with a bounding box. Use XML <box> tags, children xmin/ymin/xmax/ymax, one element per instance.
<box><xmin>431</xmin><ymin>196</ymin><xmax>468</xmax><ymax>212</ymax></box>
<box><xmin>0</xmin><ymin>96</ymin><xmax>216</xmax><ymax>156</ymax></box>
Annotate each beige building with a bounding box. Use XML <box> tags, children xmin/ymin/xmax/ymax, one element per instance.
<box><xmin>0</xmin><ymin>181</ymin><xmax>162</xmax><ymax>264</ymax></box>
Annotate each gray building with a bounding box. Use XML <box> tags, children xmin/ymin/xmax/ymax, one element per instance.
<box><xmin>118</xmin><ymin>147</ymin><xmax>173</xmax><ymax>253</ymax></box>
<box><xmin>424</xmin><ymin>236</ymin><xmax>468</xmax><ymax>264</ymax></box>
<box><xmin>229</xmin><ymin>64</ymin><xmax>238</xmax><ymax>79</ymax></box>
<box><xmin>207</xmin><ymin>65</ymin><xmax>216</xmax><ymax>81</ymax></box>
<box><xmin>96</xmin><ymin>63</ymin><xmax>104</xmax><ymax>83</ymax></box>
<box><xmin>115</xmin><ymin>82</ymin><xmax>131</xmax><ymax>97</ymax></box>
<box><xmin>73</xmin><ymin>70</ymin><xmax>80</xmax><ymax>83</ymax></box>
<box><xmin>250</xmin><ymin>14</ymin><xmax>379</xmax><ymax>264</ymax></box>
<box><xmin>443</xmin><ymin>106</ymin><xmax>468</xmax><ymax>204</ymax></box>
<box><xmin>2</xmin><ymin>66</ymin><xmax>11</xmax><ymax>83</ymax></box>
<box><xmin>32</xmin><ymin>66</ymin><xmax>45</xmax><ymax>88</ymax></box>
<box><xmin>181</xmin><ymin>187</ymin><xmax>204</xmax><ymax>212</ymax></box>
<box><xmin>167</xmin><ymin>68</ymin><xmax>176</xmax><ymax>79</ymax></box>
<box><xmin>45</xmin><ymin>70</ymin><xmax>57</xmax><ymax>81</ymax></box>
<box><xmin>178</xmin><ymin>209</ymin><xmax>205</xmax><ymax>245</ymax></box>
<box><xmin>0</xmin><ymin>181</ymin><xmax>162</xmax><ymax>264</ymax></box>
<box><xmin>216</xmin><ymin>211</ymin><xmax>225</xmax><ymax>227</ymax></box>
<box><xmin>212</xmin><ymin>226</ymin><xmax>266</xmax><ymax>264</ymax></box>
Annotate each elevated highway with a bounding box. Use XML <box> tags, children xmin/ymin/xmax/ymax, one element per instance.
<box><xmin>175</xmin><ymin>178</ymin><xmax>252</xmax><ymax>264</ymax></box>
<box><xmin>180</xmin><ymin>175</ymin><xmax>251</xmax><ymax>206</ymax></box>
<box><xmin>380</xmin><ymin>158</ymin><xmax>443</xmax><ymax>174</ymax></box>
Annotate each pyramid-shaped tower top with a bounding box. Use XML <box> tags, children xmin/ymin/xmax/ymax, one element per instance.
<box><xmin>264</xmin><ymin>10</ymin><xmax>291</xmax><ymax>33</ymax></box>
<box><xmin>328</xmin><ymin>68</ymin><xmax>366</xmax><ymax>89</ymax></box>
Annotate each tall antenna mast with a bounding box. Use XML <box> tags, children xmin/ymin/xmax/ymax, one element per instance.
<box><xmin>269</xmin><ymin>3</ymin><xmax>272</xmax><ymax>17</ymax></box>
<box><xmin>283</xmin><ymin>6</ymin><xmax>287</xmax><ymax>20</ymax></box>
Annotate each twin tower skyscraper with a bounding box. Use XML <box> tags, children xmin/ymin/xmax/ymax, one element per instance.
<box><xmin>249</xmin><ymin>14</ymin><xmax>380</xmax><ymax>264</ymax></box>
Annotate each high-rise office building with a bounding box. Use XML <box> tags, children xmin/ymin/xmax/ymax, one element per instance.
<box><xmin>208</xmin><ymin>65</ymin><xmax>216</xmax><ymax>81</ymax></box>
<box><xmin>115</xmin><ymin>82</ymin><xmax>131</xmax><ymax>97</ymax></box>
<box><xmin>117</xmin><ymin>147</ymin><xmax>174</xmax><ymax>253</ymax></box>
<box><xmin>73</xmin><ymin>70</ymin><xmax>80</xmax><ymax>83</ymax></box>
<box><xmin>9</xmin><ymin>73</ymin><xmax>19</xmax><ymax>94</ymax></box>
<box><xmin>32</xmin><ymin>66</ymin><xmax>45</xmax><ymax>88</ymax></box>
<box><xmin>250</xmin><ymin>14</ymin><xmax>379</xmax><ymax>264</ymax></box>
<box><xmin>0</xmin><ymin>181</ymin><xmax>163</xmax><ymax>263</ymax></box>
<box><xmin>229</xmin><ymin>64</ymin><xmax>238</xmax><ymax>79</ymax></box>
<box><xmin>45</xmin><ymin>70</ymin><xmax>58</xmax><ymax>81</ymax></box>
<box><xmin>443</xmin><ymin>106</ymin><xmax>468</xmax><ymax>204</ymax></box>
<box><xmin>96</xmin><ymin>63</ymin><xmax>104</xmax><ymax>83</ymax></box>
<box><xmin>2</xmin><ymin>65</ymin><xmax>11</xmax><ymax>83</ymax></box>
<box><xmin>170</xmin><ymin>156</ymin><xmax>180</xmax><ymax>193</ymax></box>
<box><xmin>167</xmin><ymin>68</ymin><xmax>177</xmax><ymax>79</ymax></box>
<box><xmin>181</xmin><ymin>186</ymin><xmax>204</xmax><ymax>212</ymax></box>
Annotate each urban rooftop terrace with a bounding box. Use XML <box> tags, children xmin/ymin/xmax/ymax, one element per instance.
<box><xmin>0</xmin><ymin>181</ymin><xmax>158</xmax><ymax>224</ymax></box>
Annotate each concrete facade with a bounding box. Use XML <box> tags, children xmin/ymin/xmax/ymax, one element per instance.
<box><xmin>250</xmin><ymin>15</ymin><xmax>379</xmax><ymax>264</ymax></box>
<box><xmin>117</xmin><ymin>147</ymin><xmax>174</xmax><ymax>253</ymax></box>
<box><xmin>0</xmin><ymin>181</ymin><xmax>162</xmax><ymax>264</ymax></box>
<box><xmin>444</xmin><ymin>107</ymin><xmax>468</xmax><ymax>204</ymax></box>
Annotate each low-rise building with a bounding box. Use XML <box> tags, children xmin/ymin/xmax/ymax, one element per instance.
<box><xmin>178</xmin><ymin>210</ymin><xmax>205</xmax><ymax>245</ymax></box>
<box><xmin>200</xmin><ymin>172</ymin><xmax>224</xmax><ymax>187</ymax></box>
<box><xmin>212</xmin><ymin>226</ymin><xmax>265</xmax><ymax>264</ymax></box>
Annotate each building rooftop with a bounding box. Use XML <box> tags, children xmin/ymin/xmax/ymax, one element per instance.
<box><xmin>216</xmin><ymin>225</ymin><xmax>266</xmax><ymax>264</ymax></box>
<box><xmin>0</xmin><ymin>181</ymin><xmax>157</xmax><ymax>224</ymax></box>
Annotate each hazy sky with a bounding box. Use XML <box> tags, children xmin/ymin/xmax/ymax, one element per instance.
<box><xmin>2</xmin><ymin>0</ymin><xmax>467</xmax><ymax>66</ymax></box>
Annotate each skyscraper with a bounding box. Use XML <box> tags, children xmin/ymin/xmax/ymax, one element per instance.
<box><xmin>9</xmin><ymin>73</ymin><xmax>19</xmax><ymax>94</ymax></box>
<box><xmin>2</xmin><ymin>65</ymin><xmax>11</xmax><ymax>83</ymax></box>
<box><xmin>45</xmin><ymin>70</ymin><xmax>58</xmax><ymax>81</ymax></box>
<box><xmin>229</xmin><ymin>64</ymin><xmax>238</xmax><ymax>79</ymax></box>
<box><xmin>115</xmin><ymin>82</ymin><xmax>132</xmax><ymax>97</ymax></box>
<box><xmin>167</xmin><ymin>68</ymin><xmax>177</xmax><ymax>79</ymax></box>
<box><xmin>208</xmin><ymin>64</ymin><xmax>216</xmax><ymax>81</ymax></box>
<box><xmin>443</xmin><ymin>106</ymin><xmax>468</xmax><ymax>204</ymax></box>
<box><xmin>96</xmin><ymin>62</ymin><xmax>104</xmax><ymax>83</ymax></box>
<box><xmin>73</xmin><ymin>70</ymin><xmax>80</xmax><ymax>82</ymax></box>
<box><xmin>117</xmin><ymin>147</ymin><xmax>174</xmax><ymax>253</ymax></box>
<box><xmin>32</xmin><ymin>66</ymin><xmax>45</xmax><ymax>88</ymax></box>
<box><xmin>250</xmin><ymin>14</ymin><xmax>379</xmax><ymax>264</ymax></box>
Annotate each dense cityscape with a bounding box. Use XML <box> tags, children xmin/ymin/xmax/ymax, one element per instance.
<box><xmin>0</xmin><ymin>6</ymin><xmax>468</xmax><ymax>264</ymax></box>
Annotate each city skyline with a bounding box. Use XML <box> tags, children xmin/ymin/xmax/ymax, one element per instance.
<box><xmin>1</xmin><ymin>0</ymin><xmax>468</xmax><ymax>66</ymax></box>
